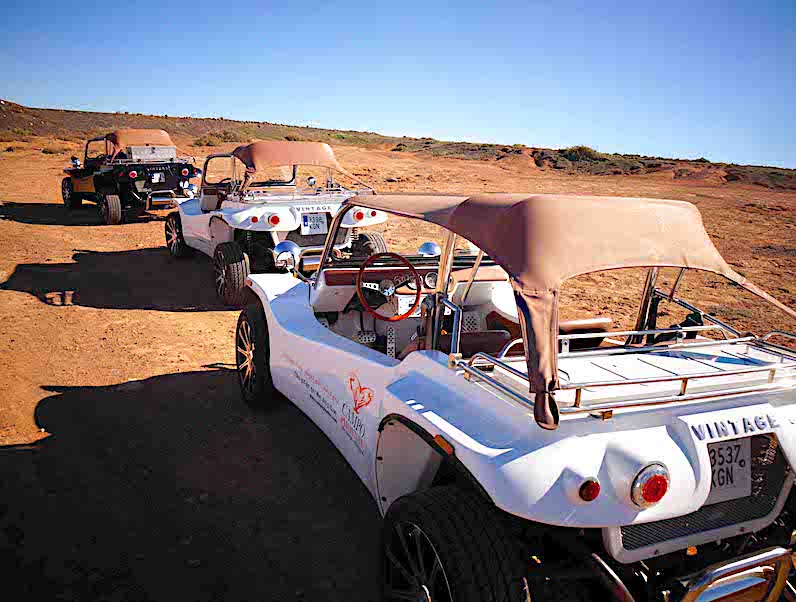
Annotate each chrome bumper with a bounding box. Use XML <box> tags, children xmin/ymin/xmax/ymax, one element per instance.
<box><xmin>675</xmin><ymin>546</ymin><xmax>791</xmax><ymax>602</ymax></box>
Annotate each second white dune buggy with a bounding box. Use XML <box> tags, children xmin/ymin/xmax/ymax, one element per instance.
<box><xmin>236</xmin><ymin>193</ymin><xmax>796</xmax><ymax>601</ymax></box>
<box><xmin>164</xmin><ymin>141</ymin><xmax>387</xmax><ymax>304</ymax></box>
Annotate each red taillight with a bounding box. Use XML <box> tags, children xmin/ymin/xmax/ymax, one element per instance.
<box><xmin>353</xmin><ymin>210</ymin><xmax>365</xmax><ymax>221</ymax></box>
<box><xmin>578</xmin><ymin>479</ymin><xmax>600</xmax><ymax>502</ymax></box>
<box><xmin>129</xmin><ymin>170</ymin><xmax>137</xmax><ymax>178</ymax></box>
<box><xmin>251</xmin><ymin>216</ymin><xmax>259</xmax><ymax>223</ymax></box>
<box><xmin>370</xmin><ymin>210</ymin><xmax>377</xmax><ymax>217</ymax></box>
<box><xmin>268</xmin><ymin>214</ymin><xmax>280</xmax><ymax>226</ymax></box>
<box><xmin>632</xmin><ymin>464</ymin><xmax>669</xmax><ymax>507</ymax></box>
<box><xmin>181</xmin><ymin>168</ymin><xmax>190</xmax><ymax>177</ymax></box>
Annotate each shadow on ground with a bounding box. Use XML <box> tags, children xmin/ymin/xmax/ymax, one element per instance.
<box><xmin>1</xmin><ymin>247</ymin><xmax>237</xmax><ymax>311</ymax></box>
<box><xmin>0</xmin><ymin>201</ymin><xmax>166</xmax><ymax>226</ymax></box>
<box><xmin>0</xmin><ymin>369</ymin><xmax>382</xmax><ymax>601</ymax></box>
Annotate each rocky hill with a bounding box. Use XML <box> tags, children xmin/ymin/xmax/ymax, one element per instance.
<box><xmin>2</xmin><ymin>99</ymin><xmax>794</xmax><ymax>189</ymax></box>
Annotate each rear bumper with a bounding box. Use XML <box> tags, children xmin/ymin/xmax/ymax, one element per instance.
<box><xmin>675</xmin><ymin>546</ymin><xmax>792</xmax><ymax>602</ymax></box>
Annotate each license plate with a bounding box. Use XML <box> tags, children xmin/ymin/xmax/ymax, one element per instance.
<box><xmin>706</xmin><ymin>438</ymin><xmax>751</xmax><ymax>505</ymax></box>
<box><xmin>301</xmin><ymin>212</ymin><xmax>327</xmax><ymax>235</ymax></box>
<box><xmin>151</xmin><ymin>172</ymin><xmax>164</xmax><ymax>183</ymax></box>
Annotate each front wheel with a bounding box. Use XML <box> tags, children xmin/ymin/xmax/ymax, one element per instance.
<box><xmin>213</xmin><ymin>241</ymin><xmax>250</xmax><ymax>305</ymax></box>
<box><xmin>99</xmin><ymin>194</ymin><xmax>122</xmax><ymax>225</ymax></box>
<box><xmin>383</xmin><ymin>486</ymin><xmax>530</xmax><ymax>602</ymax></box>
<box><xmin>235</xmin><ymin>304</ymin><xmax>276</xmax><ymax>408</ymax></box>
<box><xmin>61</xmin><ymin>178</ymin><xmax>82</xmax><ymax>209</ymax></box>
<box><xmin>165</xmin><ymin>212</ymin><xmax>193</xmax><ymax>257</ymax></box>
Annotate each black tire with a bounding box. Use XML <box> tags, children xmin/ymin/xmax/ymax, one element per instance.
<box><xmin>235</xmin><ymin>304</ymin><xmax>276</xmax><ymax>407</ymax></box>
<box><xmin>99</xmin><ymin>194</ymin><xmax>122</xmax><ymax>225</ymax></box>
<box><xmin>383</xmin><ymin>486</ymin><xmax>529</xmax><ymax>602</ymax></box>
<box><xmin>213</xmin><ymin>241</ymin><xmax>250</xmax><ymax>305</ymax></box>
<box><xmin>61</xmin><ymin>178</ymin><xmax>82</xmax><ymax>209</ymax></box>
<box><xmin>165</xmin><ymin>212</ymin><xmax>193</xmax><ymax>257</ymax></box>
<box><xmin>352</xmin><ymin>231</ymin><xmax>388</xmax><ymax>257</ymax></box>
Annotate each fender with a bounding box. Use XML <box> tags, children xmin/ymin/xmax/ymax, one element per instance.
<box><xmin>375</xmin><ymin>413</ymin><xmax>493</xmax><ymax>515</ymax></box>
<box><xmin>208</xmin><ymin>216</ymin><xmax>234</xmax><ymax>254</ymax></box>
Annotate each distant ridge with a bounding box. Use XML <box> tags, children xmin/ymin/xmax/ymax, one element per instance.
<box><xmin>1</xmin><ymin>99</ymin><xmax>793</xmax><ymax>189</ymax></box>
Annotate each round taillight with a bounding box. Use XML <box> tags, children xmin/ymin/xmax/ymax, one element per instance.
<box><xmin>129</xmin><ymin>170</ymin><xmax>137</xmax><ymax>178</ymax></box>
<box><xmin>579</xmin><ymin>478</ymin><xmax>601</xmax><ymax>502</ymax></box>
<box><xmin>251</xmin><ymin>216</ymin><xmax>259</xmax><ymax>223</ymax></box>
<box><xmin>181</xmin><ymin>168</ymin><xmax>190</xmax><ymax>176</ymax></box>
<box><xmin>353</xmin><ymin>210</ymin><xmax>365</xmax><ymax>221</ymax></box>
<box><xmin>370</xmin><ymin>210</ymin><xmax>377</xmax><ymax>217</ymax></box>
<box><xmin>268</xmin><ymin>214</ymin><xmax>280</xmax><ymax>226</ymax></box>
<box><xmin>632</xmin><ymin>464</ymin><xmax>669</xmax><ymax>507</ymax></box>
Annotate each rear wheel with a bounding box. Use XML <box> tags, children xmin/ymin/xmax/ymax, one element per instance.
<box><xmin>61</xmin><ymin>178</ymin><xmax>82</xmax><ymax>209</ymax></box>
<box><xmin>383</xmin><ymin>486</ymin><xmax>530</xmax><ymax>602</ymax></box>
<box><xmin>165</xmin><ymin>212</ymin><xmax>193</xmax><ymax>257</ymax></box>
<box><xmin>99</xmin><ymin>194</ymin><xmax>122</xmax><ymax>225</ymax></box>
<box><xmin>213</xmin><ymin>241</ymin><xmax>250</xmax><ymax>305</ymax></box>
<box><xmin>235</xmin><ymin>304</ymin><xmax>276</xmax><ymax>408</ymax></box>
<box><xmin>352</xmin><ymin>231</ymin><xmax>388</xmax><ymax>257</ymax></box>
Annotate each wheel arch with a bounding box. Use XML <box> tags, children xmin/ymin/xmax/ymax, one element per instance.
<box><xmin>375</xmin><ymin>413</ymin><xmax>493</xmax><ymax>516</ymax></box>
<box><xmin>209</xmin><ymin>216</ymin><xmax>235</xmax><ymax>254</ymax></box>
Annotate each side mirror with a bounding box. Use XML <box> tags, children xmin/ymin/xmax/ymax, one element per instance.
<box><xmin>307</xmin><ymin>176</ymin><xmax>316</xmax><ymax>187</ymax></box>
<box><xmin>273</xmin><ymin>240</ymin><xmax>301</xmax><ymax>271</ymax></box>
<box><xmin>70</xmin><ymin>156</ymin><xmax>81</xmax><ymax>168</ymax></box>
<box><xmin>417</xmin><ymin>242</ymin><xmax>442</xmax><ymax>257</ymax></box>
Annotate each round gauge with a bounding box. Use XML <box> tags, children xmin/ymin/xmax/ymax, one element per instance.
<box><xmin>404</xmin><ymin>277</ymin><xmax>418</xmax><ymax>291</ymax></box>
<box><xmin>424</xmin><ymin>272</ymin><xmax>438</xmax><ymax>289</ymax></box>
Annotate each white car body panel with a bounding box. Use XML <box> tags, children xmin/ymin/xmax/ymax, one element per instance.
<box><xmin>177</xmin><ymin>191</ymin><xmax>386</xmax><ymax>258</ymax></box>
<box><xmin>247</xmin><ymin>271</ymin><xmax>796</xmax><ymax>565</ymax></box>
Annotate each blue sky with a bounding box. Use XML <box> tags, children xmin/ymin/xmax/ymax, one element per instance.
<box><xmin>1</xmin><ymin>1</ymin><xmax>794</xmax><ymax>167</ymax></box>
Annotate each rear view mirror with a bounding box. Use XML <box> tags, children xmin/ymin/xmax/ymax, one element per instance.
<box><xmin>417</xmin><ymin>242</ymin><xmax>442</xmax><ymax>257</ymax></box>
<box><xmin>273</xmin><ymin>240</ymin><xmax>301</xmax><ymax>271</ymax></box>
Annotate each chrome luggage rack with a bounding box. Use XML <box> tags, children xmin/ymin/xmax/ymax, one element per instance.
<box><xmin>442</xmin><ymin>299</ymin><xmax>796</xmax><ymax>417</ymax></box>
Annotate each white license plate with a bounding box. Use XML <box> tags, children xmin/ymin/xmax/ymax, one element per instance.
<box><xmin>706</xmin><ymin>438</ymin><xmax>751</xmax><ymax>505</ymax></box>
<box><xmin>151</xmin><ymin>172</ymin><xmax>164</xmax><ymax>183</ymax></box>
<box><xmin>300</xmin><ymin>212</ymin><xmax>327</xmax><ymax>235</ymax></box>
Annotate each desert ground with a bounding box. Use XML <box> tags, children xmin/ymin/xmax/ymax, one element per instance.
<box><xmin>1</xmin><ymin>133</ymin><xmax>795</xmax><ymax>599</ymax></box>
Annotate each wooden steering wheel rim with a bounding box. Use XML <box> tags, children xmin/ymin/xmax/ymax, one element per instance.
<box><xmin>355</xmin><ymin>252</ymin><xmax>423</xmax><ymax>322</ymax></box>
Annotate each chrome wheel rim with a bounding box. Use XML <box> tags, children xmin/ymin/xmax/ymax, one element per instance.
<box><xmin>62</xmin><ymin>180</ymin><xmax>70</xmax><ymax>205</ymax></box>
<box><xmin>166</xmin><ymin>218</ymin><xmax>180</xmax><ymax>253</ymax></box>
<box><xmin>214</xmin><ymin>251</ymin><xmax>226</xmax><ymax>297</ymax></box>
<box><xmin>236</xmin><ymin>318</ymin><xmax>256</xmax><ymax>394</ymax></box>
<box><xmin>385</xmin><ymin>521</ymin><xmax>452</xmax><ymax>602</ymax></box>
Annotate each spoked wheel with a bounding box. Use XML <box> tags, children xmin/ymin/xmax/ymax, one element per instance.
<box><xmin>384</xmin><ymin>486</ymin><xmax>530</xmax><ymax>602</ymax></box>
<box><xmin>214</xmin><ymin>241</ymin><xmax>250</xmax><ymax>305</ymax></box>
<box><xmin>385</xmin><ymin>521</ymin><xmax>453</xmax><ymax>602</ymax></box>
<box><xmin>61</xmin><ymin>178</ymin><xmax>82</xmax><ymax>209</ymax></box>
<box><xmin>164</xmin><ymin>212</ymin><xmax>192</xmax><ymax>257</ymax></box>
<box><xmin>235</xmin><ymin>304</ymin><xmax>275</xmax><ymax>407</ymax></box>
<box><xmin>99</xmin><ymin>194</ymin><xmax>122</xmax><ymax>225</ymax></box>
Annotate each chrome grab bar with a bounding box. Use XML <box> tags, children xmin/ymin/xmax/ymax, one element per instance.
<box><xmin>679</xmin><ymin>546</ymin><xmax>791</xmax><ymax>602</ymax></box>
<box><xmin>761</xmin><ymin>330</ymin><xmax>796</xmax><ymax>343</ymax></box>
<box><xmin>440</xmin><ymin>298</ymin><xmax>462</xmax><ymax>357</ymax></box>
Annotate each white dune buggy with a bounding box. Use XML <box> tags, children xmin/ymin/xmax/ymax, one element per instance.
<box><xmin>164</xmin><ymin>141</ymin><xmax>386</xmax><ymax>304</ymax></box>
<box><xmin>235</xmin><ymin>193</ymin><xmax>796</xmax><ymax>601</ymax></box>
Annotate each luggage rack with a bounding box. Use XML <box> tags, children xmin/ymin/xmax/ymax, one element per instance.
<box><xmin>442</xmin><ymin>299</ymin><xmax>796</xmax><ymax>416</ymax></box>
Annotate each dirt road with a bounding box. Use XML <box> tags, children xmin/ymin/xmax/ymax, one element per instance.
<box><xmin>0</xmin><ymin>140</ymin><xmax>794</xmax><ymax>600</ymax></box>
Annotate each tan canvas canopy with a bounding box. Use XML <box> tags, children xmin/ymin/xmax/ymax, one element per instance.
<box><xmin>347</xmin><ymin>193</ymin><xmax>796</xmax><ymax>428</ymax></box>
<box><xmin>106</xmin><ymin>129</ymin><xmax>174</xmax><ymax>159</ymax></box>
<box><xmin>231</xmin><ymin>141</ymin><xmax>372</xmax><ymax>192</ymax></box>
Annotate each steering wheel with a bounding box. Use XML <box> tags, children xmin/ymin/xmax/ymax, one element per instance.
<box><xmin>356</xmin><ymin>252</ymin><xmax>422</xmax><ymax>322</ymax></box>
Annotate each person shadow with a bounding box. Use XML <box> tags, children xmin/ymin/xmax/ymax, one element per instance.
<box><xmin>0</xmin><ymin>369</ymin><xmax>382</xmax><ymax>601</ymax></box>
<box><xmin>0</xmin><ymin>201</ymin><xmax>167</xmax><ymax>226</ymax></box>
<box><xmin>1</xmin><ymin>248</ymin><xmax>233</xmax><ymax>311</ymax></box>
